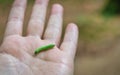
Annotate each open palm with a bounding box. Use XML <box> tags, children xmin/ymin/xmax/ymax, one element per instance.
<box><xmin>0</xmin><ymin>0</ymin><xmax>78</xmax><ymax>75</ymax></box>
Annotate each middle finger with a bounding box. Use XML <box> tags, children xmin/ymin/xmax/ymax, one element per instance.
<box><xmin>27</xmin><ymin>0</ymin><xmax>49</xmax><ymax>37</ymax></box>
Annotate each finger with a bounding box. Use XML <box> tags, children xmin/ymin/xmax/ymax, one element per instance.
<box><xmin>44</xmin><ymin>4</ymin><xmax>63</xmax><ymax>46</ymax></box>
<box><xmin>4</xmin><ymin>0</ymin><xmax>27</xmax><ymax>37</ymax></box>
<box><xmin>27</xmin><ymin>0</ymin><xmax>49</xmax><ymax>37</ymax></box>
<box><xmin>60</xmin><ymin>23</ymin><xmax>79</xmax><ymax>59</ymax></box>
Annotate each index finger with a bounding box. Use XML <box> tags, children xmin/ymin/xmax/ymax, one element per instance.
<box><xmin>60</xmin><ymin>23</ymin><xmax>79</xmax><ymax>59</ymax></box>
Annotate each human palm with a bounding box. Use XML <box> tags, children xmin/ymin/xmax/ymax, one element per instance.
<box><xmin>0</xmin><ymin>0</ymin><xmax>78</xmax><ymax>75</ymax></box>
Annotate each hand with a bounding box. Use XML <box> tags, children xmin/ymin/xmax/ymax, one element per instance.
<box><xmin>0</xmin><ymin>0</ymin><xmax>78</xmax><ymax>75</ymax></box>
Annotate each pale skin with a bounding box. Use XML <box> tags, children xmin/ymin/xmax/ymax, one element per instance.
<box><xmin>0</xmin><ymin>0</ymin><xmax>78</xmax><ymax>75</ymax></box>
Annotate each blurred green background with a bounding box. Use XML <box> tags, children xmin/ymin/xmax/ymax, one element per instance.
<box><xmin>1</xmin><ymin>0</ymin><xmax>120</xmax><ymax>75</ymax></box>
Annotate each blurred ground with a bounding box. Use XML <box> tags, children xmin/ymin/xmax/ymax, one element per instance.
<box><xmin>1</xmin><ymin>0</ymin><xmax>120</xmax><ymax>75</ymax></box>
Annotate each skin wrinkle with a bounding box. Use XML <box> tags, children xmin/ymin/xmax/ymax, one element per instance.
<box><xmin>48</xmin><ymin>58</ymin><xmax>73</xmax><ymax>69</ymax></box>
<box><xmin>31</xmin><ymin>5</ymin><xmax>46</xmax><ymax>18</ymax></box>
<box><xmin>25</xmin><ymin>36</ymin><xmax>42</xmax><ymax>54</ymax></box>
<box><xmin>24</xmin><ymin>61</ymin><xmax>35</xmax><ymax>75</ymax></box>
<box><xmin>45</xmin><ymin>30</ymin><xmax>60</xmax><ymax>40</ymax></box>
<box><xmin>36</xmin><ymin>0</ymin><xmax>49</xmax><ymax>5</ymax></box>
<box><xmin>5</xmin><ymin>30</ymin><xmax>21</xmax><ymax>37</ymax></box>
<box><xmin>29</xmin><ymin>19</ymin><xmax>44</xmax><ymax>30</ymax></box>
<box><xmin>52</xmin><ymin>4</ymin><xmax>63</xmax><ymax>14</ymax></box>
<box><xmin>0</xmin><ymin>54</ymin><xmax>18</xmax><ymax>75</ymax></box>
<box><xmin>6</xmin><ymin>54</ymin><xmax>33</xmax><ymax>75</ymax></box>
<box><xmin>23</xmin><ymin>58</ymin><xmax>44</xmax><ymax>75</ymax></box>
<box><xmin>13</xmin><ymin>0</ymin><xmax>27</xmax><ymax>8</ymax></box>
<box><xmin>8</xmin><ymin>6</ymin><xmax>25</xmax><ymax>21</ymax></box>
<box><xmin>43</xmin><ymin>51</ymin><xmax>73</xmax><ymax>68</ymax></box>
<box><xmin>0</xmin><ymin>39</ymin><xmax>28</xmax><ymax>62</ymax></box>
<box><xmin>9</xmin><ymin>0</ymin><xmax>26</xmax><ymax>21</ymax></box>
<box><xmin>48</xmin><ymin>15</ymin><xmax>62</xmax><ymax>28</ymax></box>
<box><xmin>30</xmin><ymin>17</ymin><xmax>44</xmax><ymax>24</ymax></box>
<box><xmin>35</xmin><ymin>59</ymin><xmax>72</xmax><ymax>75</ymax></box>
<box><xmin>0</xmin><ymin>52</ymin><xmax>34</xmax><ymax>75</ymax></box>
<box><xmin>9</xmin><ymin>55</ymin><xmax>19</xmax><ymax>75</ymax></box>
<box><xmin>5</xmin><ymin>55</ymin><xmax>19</xmax><ymax>75</ymax></box>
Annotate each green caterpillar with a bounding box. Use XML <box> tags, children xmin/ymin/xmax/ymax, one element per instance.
<box><xmin>34</xmin><ymin>44</ymin><xmax>55</xmax><ymax>55</ymax></box>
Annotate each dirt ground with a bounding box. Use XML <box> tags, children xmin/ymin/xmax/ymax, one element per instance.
<box><xmin>1</xmin><ymin>0</ymin><xmax>120</xmax><ymax>75</ymax></box>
